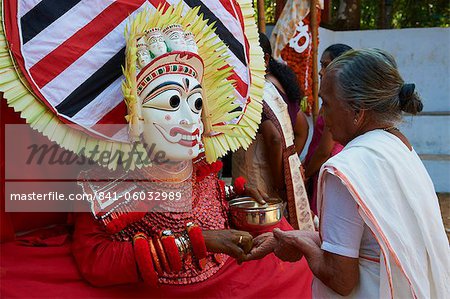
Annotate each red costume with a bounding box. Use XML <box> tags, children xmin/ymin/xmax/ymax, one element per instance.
<box><xmin>1</xmin><ymin>1</ymin><xmax>313</xmax><ymax>297</ymax></box>
<box><xmin>1</xmin><ymin>149</ymin><xmax>313</xmax><ymax>297</ymax></box>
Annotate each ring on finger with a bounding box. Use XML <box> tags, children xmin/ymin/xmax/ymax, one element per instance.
<box><xmin>238</xmin><ymin>235</ymin><xmax>243</xmax><ymax>246</ymax></box>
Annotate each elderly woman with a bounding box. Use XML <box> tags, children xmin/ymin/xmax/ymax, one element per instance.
<box><xmin>247</xmin><ymin>48</ymin><xmax>449</xmax><ymax>298</ymax></box>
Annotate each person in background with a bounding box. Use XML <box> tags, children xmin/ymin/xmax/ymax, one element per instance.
<box><xmin>261</xmin><ymin>33</ymin><xmax>310</xmax><ymax>156</ymax></box>
<box><xmin>247</xmin><ymin>48</ymin><xmax>449</xmax><ymax>298</ymax></box>
<box><xmin>303</xmin><ymin>43</ymin><xmax>352</xmax><ymax>215</ymax></box>
<box><xmin>232</xmin><ymin>32</ymin><xmax>313</xmax><ymax>231</ymax></box>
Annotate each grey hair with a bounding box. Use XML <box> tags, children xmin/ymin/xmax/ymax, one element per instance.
<box><xmin>326</xmin><ymin>48</ymin><xmax>423</xmax><ymax>125</ymax></box>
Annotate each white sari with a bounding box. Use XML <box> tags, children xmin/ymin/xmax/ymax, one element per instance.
<box><xmin>315</xmin><ymin>130</ymin><xmax>449</xmax><ymax>299</ymax></box>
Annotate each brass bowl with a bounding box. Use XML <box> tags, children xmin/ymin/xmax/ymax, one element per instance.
<box><xmin>229</xmin><ymin>197</ymin><xmax>283</xmax><ymax>231</ymax></box>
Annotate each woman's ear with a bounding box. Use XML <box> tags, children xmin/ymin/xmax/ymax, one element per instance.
<box><xmin>353</xmin><ymin>109</ymin><xmax>366</xmax><ymax>127</ymax></box>
<box><xmin>264</xmin><ymin>53</ymin><xmax>270</xmax><ymax>69</ymax></box>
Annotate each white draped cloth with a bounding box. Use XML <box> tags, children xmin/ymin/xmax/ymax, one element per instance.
<box><xmin>315</xmin><ymin>130</ymin><xmax>449</xmax><ymax>298</ymax></box>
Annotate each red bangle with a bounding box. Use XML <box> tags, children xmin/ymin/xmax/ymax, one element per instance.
<box><xmin>105</xmin><ymin>212</ymin><xmax>146</xmax><ymax>234</ymax></box>
<box><xmin>186</xmin><ymin>223</ymin><xmax>207</xmax><ymax>260</ymax></box>
<box><xmin>234</xmin><ymin>176</ymin><xmax>246</xmax><ymax>195</ymax></box>
<box><xmin>152</xmin><ymin>235</ymin><xmax>171</xmax><ymax>273</ymax></box>
<box><xmin>133</xmin><ymin>233</ymin><xmax>158</xmax><ymax>286</ymax></box>
<box><xmin>160</xmin><ymin>230</ymin><xmax>182</xmax><ymax>273</ymax></box>
<box><xmin>148</xmin><ymin>238</ymin><xmax>163</xmax><ymax>276</ymax></box>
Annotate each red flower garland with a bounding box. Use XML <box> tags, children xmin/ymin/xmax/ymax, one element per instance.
<box><xmin>160</xmin><ymin>232</ymin><xmax>182</xmax><ymax>273</ymax></box>
<box><xmin>234</xmin><ymin>176</ymin><xmax>246</xmax><ymax>195</ymax></box>
<box><xmin>133</xmin><ymin>233</ymin><xmax>158</xmax><ymax>286</ymax></box>
<box><xmin>196</xmin><ymin>160</ymin><xmax>223</xmax><ymax>182</ymax></box>
<box><xmin>280</xmin><ymin>12</ymin><xmax>321</xmax><ymax>115</ymax></box>
<box><xmin>186</xmin><ymin>224</ymin><xmax>207</xmax><ymax>260</ymax></box>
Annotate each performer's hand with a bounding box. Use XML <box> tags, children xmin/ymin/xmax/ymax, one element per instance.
<box><xmin>203</xmin><ymin>230</ymin><xmax>253</xmax><ymax>263</ymax></box>
<box><xmin>245</xmin><ymin>232</ymin><xmax>277</xmax><ymax>261</ymax></box>
<box><xmin>242</xmin><ymin>186</ymin><xmax>281</xmax><ymax>205</ymax></box>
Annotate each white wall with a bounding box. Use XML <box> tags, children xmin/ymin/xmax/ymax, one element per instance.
<box><xmin>318</xmin><ymin>27</ymin><xmax>450</xmax><ymax>112</ymax></box>
<box><xmin>315</xmin><ymin>27</ymin><xmax>450</xmax><ymax>192</ymax></box>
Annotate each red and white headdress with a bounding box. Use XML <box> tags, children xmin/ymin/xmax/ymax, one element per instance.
<box><xmin>1</xmin><ymin>0</ymin><xmax>265</xmax><ymax>169</ymax></box>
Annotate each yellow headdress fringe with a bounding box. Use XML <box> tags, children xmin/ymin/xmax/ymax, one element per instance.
<box><xmin>201</xmin><ymin>0</ymin><xmax>265</xmax><ymax>161</ymax></box>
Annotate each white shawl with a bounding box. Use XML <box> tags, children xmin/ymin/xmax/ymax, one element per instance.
<box><xmin>317</xmin><ymin>130</ymin><xmax>449</xmax><ymax>298</ymax></box>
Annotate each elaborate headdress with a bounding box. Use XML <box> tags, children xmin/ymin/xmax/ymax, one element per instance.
<box><xmin>1</xmin><ymin>0</ymin><xmax>265</xmax><ymax>169</ymax></box>
<box><xmin>163</xmin><ymin>24</ymin><xmax>183</xmax><ymax>34</ymax></box>
<box><xmin>133</xmin><ymin>23</ymin><xmax>203</xmax><ymax>97</ymax></box>
<box><xmin>122</xmin><ymin>2</ymin><xmax>264</xmax><ymax>164</ymax></box>
<box><xmin>145</xmin><ymin>27</ymin><xmax>163</xmax><ymax>39</ymax></box>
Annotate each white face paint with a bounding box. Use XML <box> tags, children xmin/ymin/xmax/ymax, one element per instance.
<box><xmin>136</xmin><ymin>48</ymin><xmax>152</xmax><ymax>68</ymax></box>
<box><xmin>165</xmin><ymin>30</ymin><xmax>187</xmax><ymax>51</ymax></box>
<box><xmin>140</xmin><ymin>74</ymin><xmax>203</xmax><ymax>161</ymax></box>
<box><xmin>147</xmin><ymin>33</ymin><xmax>167</xmax><ymax>57</ymax></box>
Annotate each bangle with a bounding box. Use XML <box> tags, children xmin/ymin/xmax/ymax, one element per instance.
<box><xmin>148</xmin><ymin>238</ymin><xmax>163</xmax><ymax>275</ymax></box>
<box><xmin>224</xmin><ymin>185</ymin><xmax>237</xmax><ymax>201</ymax></box>
<box><xmin>186</xmin><ymin>222</ymin><xmax>207</xmax><ymax>260</ymax></box>
<box><xmin>133</xmin><ymin>232</ymin><xmax>147</xmax><ymax>242</ymax></box>
<box><xmin>160</xmin><ymin>230</ymin><xmax>182</xmax><ymax>273</ymax></box>
<box><xmin>152</xmin><ymin>235</ymin><xmax>171</xmax><ymax>273</ymax></box>
<box><xmin>132</xmin><ymin>233</ymin><xmax>158</xmax><ymax>286</ymax></box>
<box><xmin>176</xmin><ymin>232</ymin><xmax>192</xmax><ymax>256</ymax></box>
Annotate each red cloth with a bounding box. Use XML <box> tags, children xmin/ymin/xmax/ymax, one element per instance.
<box><xmin>1</xmin><ymin>99</ymin><xmax>75</xmax><ymax>242</ymax></box>
<box><xmin>1</xmin><ymin>98</ymin><xmax>313</xmax><ymax>298</ymax></box>
<box><xmin>1</xmin><ymin>218</ymin><xmax>313</xmax><ymax>298</ymax></box>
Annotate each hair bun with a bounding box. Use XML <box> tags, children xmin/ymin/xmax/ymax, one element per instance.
<box><xmin>399</xmin><ymin>83</ymin><xmax>423</xmax><ymax>114</ymax></box>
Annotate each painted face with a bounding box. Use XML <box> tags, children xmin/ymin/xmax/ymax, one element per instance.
<box><xmin>137</xmin><ymin>48</ymin><xmax>152</xmax><ymax>68</ymax></box>
<box><xmin>147</xmin><ymin>33</ymin><xmax>167</xmax><ymax>57</ymax></box>
<box><xmin>165</xmin><ymin>30</ymin><xmax>187</xmax><ymax>51</ymax></box>
<box><xmin>319</xmin><ymin>71</ymin><xmax>356</xmax><ymax>146</ymax></box>
<box><xmin>140</xmin><ymin>74</ymin><xmax>203</xmax><ymax>161</ymax></box>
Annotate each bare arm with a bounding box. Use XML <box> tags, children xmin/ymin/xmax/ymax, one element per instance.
<box><xmin>303</xmin><ymin>240</ymin><xmax>359</xmax><ymax>296</ymax></box>
<box><xmin>261</xmin><ymin>119</ymin><xmax>284</xmax><ymax>191</ymax></box>
<box><xmin>304</xmin><ymin>126</ymin><xmax>335</xmax><ymax>178</ymax></box>
<box><xmin>293</xmin><ymin>111</ymin><xmax>309</xmax><ymax>155</ymax></box>
<box><xmin>273</xmin><ymin>229</ymin><xmax>359</xmax><ymax>296</ymax></box>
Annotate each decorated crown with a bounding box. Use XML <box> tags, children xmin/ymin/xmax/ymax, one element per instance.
<box><xmin>184</xmin><ymin>32</ymin><xmax>198</xmax><ymax>53</ymax></box>
<box><xmin>134</xmin><ymin>19</ymin><xmax>201</xmax><ymax>79</ymax></box>
<box><xmin>184</xmin><ymin>31</ymin><xmax>195</xmax><ymax>40</ymax></box>
<box><xmin>136</xmin><ymin>36</ymin><xmax>148</xmax><ymax>49</ymax></box>
<box><xmin>1</xmin><ymin>0</ymin><xmax>265</xmax><ymax>170</ymax></box>
<box><xmin>162</xmin><ymin>24</ymin><xmax>184</xmax><ymax>36</ymax></box>
<box><xmin>136</xmin><ymin>52</ymin><xmax>204</xmax><ymax>97</ymax></box>
<box><xmin>134</xmin><ymin>22</ymin><xmax>202</xmax><ymax>86</ymax></box>
<box><xmin>120</xmin><ymin>2</ymin><xmax>265</xmax><ymax>164</ymax></box>
<box><xmin>145</xmin><ymin>27</ymin><xmax>163</xmax><ymax>38</ymax></box>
